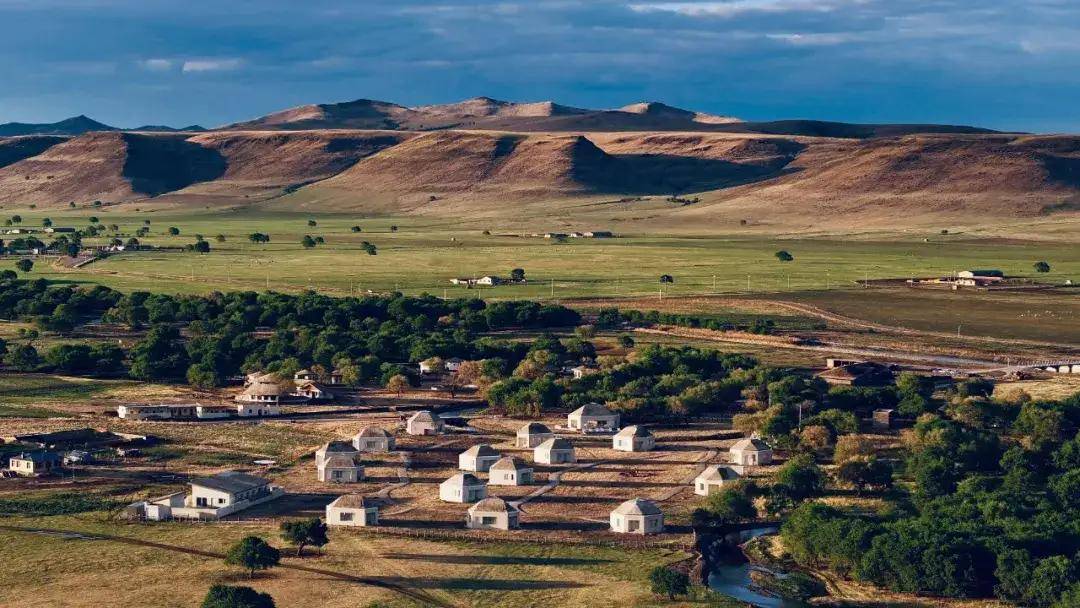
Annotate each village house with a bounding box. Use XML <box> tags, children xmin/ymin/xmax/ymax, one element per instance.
<box><xmin>610</xmin><ymin>498</ymin><xmax>664</xmax><ymax>535</ymax></box>
<box><xmin>459</xmin><ymin>444</ymin><xmax>501</xmax><ymax>472</ymax></box>
<box><xmin>325</xmin><ymin>494</ymin><xmax>378</xmax><ymax>527</ymax></box>
<box><xmin>236</xmin><ymin>376</ymin><xmax>285</xmax><ymax>405</ymax></box>
<box><xmin>8</xmin><ymin>451</ymin><xmax>62</xmax><ymax>476</ymax></box>
<box><xmin>729</xmin><ymin>437</ymin><xmax>773</xmax><ymax>467</ymax></box>
<box><xmin>873</xmin><ymin>408</ymin><xmax>897</xmax><ymax>431</ymax></box>
<box><xmin>316</xmin><ymin>441</ymin><xmax>358</xmax><ymax>466</ymax></box>
<box><xmin>406</xmin><ymin>410</ymin><xmax>444</xmax><ymax>435</ymax></box>
<box><xmin>439</xmin><ymin>473</ymin><xmax>487</xmax><ymax>503</ymax></box>
<box><xmin>516</xmin><ymin>422</ymin><xmax>554</xmax><ymax>448</ymax></box>
<box><xmin>294</xmin><ymin>369</ymin><xmax>316</xmax><ymax>382</ymax></box>
<box><xmin>487</xmin><ymin>457</ymin><xmax>534</xmax><ymax>486</ymax></box>
<box><xmin>294</xmin><ymin>380</ymin><xmax>334</xmax><ymax>401</ymax></box>
<box><xmin>445</xmin><ymin>358</ymin><xmax>464</xmax><ymax>372</ymax></box>
<box><xmin>582</xmin><ymin>231</ymin><xmax>613</xmax><ymax>238</ymax></box>
<box><xmin>353</xmin><ymin>426</ymin><xmax>395</xmax><ymax>452</ymax></box>
<box><xmin>567</xmin><ymin>403</ymin><xmax>621</xmax><ymax>432</ymax></box>
<box><xmin>817</xmin><ymin>361</ymin><xmax>895</xmax><ymax>387</ymax></box>
<box><xmin>694</xmin><ymin>465</ymin><xmax>741</xmax><ymax>496</ymax></box>
<box><xmin>235</xmin><ymin>402</ymin><xmax>280</xmax><ymax>417</ymax></box>
<box><xmin>64</xmin><ymin>450</ymin><xmax>92</xmax><ymax>465</ymax></box>
<box><xmin>612</xmin><ymin>425</ymin><xmax>655</xmax><ymax>452</ymax></box>
<box><xmin>117</xmin><ymin>403</ymin><xmax>197</xmax><ymax>420</ymax></box>
<box><xmin>136</xmin><ymin>471</ymin><xmax>284</xmax><ymax>521</ymax></box>
<box><xmin>466</xmin><ymin>497</ymin><xmax>520</xmax><ymax>530</ymax></box>
<box><xmin>570</xmin><ymin>365</ymin><xmax>597</xmax><ymax>379</ymax></box>
<box><xmin>318</xmin><ymin>454</ymin><xmax>364</xmax><ymax>483</ymax></box>
<box><xmin>534</xmin><ymin>437</ymin><xmax>576</xmax><ymax>465</ymax></box>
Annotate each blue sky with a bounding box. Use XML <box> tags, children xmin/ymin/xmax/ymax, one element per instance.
<box><xmin>2</xmin><ymin>0</ymin><xmax>1078</xmax><ymax>132</ymax></box>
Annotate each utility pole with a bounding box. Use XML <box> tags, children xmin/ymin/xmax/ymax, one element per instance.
<box><xmin>747</xmin><ymin>274</ymin><xmax>751</xmax><ymax>293</ymax></box>
<box><xmin>712</xmin><ymin>274</ymin><xmax>716</xmax><ymax>292</ymax></box>
<box><xmin>550</xmin><ymin>278</ymin><xmax>554</xmax><ymax>299</ymax></box>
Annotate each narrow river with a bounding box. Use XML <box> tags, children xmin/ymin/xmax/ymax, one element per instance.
<box><xmin>706</xmin><ymin>527</ymin><xmax>810</xmax><ymax>608</ymax></box>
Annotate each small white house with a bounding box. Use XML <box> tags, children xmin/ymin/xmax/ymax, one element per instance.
<box><xmin>136</xmin><ymin>471</ymin><xmax>284</xmax><ymax>521</ymax></box>
<box><xmin>694</xmin><ymin>465</ymin><xmax>741</xmax><ymax>496</ymax></box>
<box><xmin>534</xmin><ymin>437</ymin><xmax>576</xmax><ymax>465</ymax></box>
<box><xmin>612</xmin><ymin>426</ymin><xmax>655</xmax><ymax>452</ymax></box>
<box><xmin>445</xmin><ymin>358</ymin><xmax>464</xmax><ymax>372</ymax></box>
<box><xmin>487</xmin><ymin>457</ymin><xmax>534</xmax><ymax>486</ymax></box>
<box><xmin>353</xmin><ymin>426</ymin><xmax>395</xmax><ymax>452</ymax></box>
<box><xmin>406</xmin><ymin>410</ymin><xmax>444</xmax><ymax>435</ymax></box>
<box><xmin>316</xmin><ymin>441</ymin><xmax>358</xmax><ymax>466</ymax></box>
<box><xmin>439</xmin><ymin>473</ymin><xmax>487</xmax><ymax>503</ymax></box>
<box><xmin>466</xmin><ymin>497</ymin><xmax>520</xmax><ymax>530</ymax></box>
<box><xmin>729</xmin><ymin>437</ymin><xmax>773</xmax><ymax>467</ymax></box>
<box><xmin>610</xmin><ymin>498</ymin><xmax>664</xmax><ymax>535</ymax></box>
<box><xmin>236</xmin><ymin>402</ymin><xmax>281</xmax><ymax>417</ymax></box>
<box><xmin>236</xmin><ymin>377</ymin><xmax>284</xmax><ymax>405</ymax></box>
<box><xmin>570</xmin><ymin>366</ymin><xmax>597</xmax><ymax>379</ymax></box>
<box><xmin>515</xmin><ymin>422</ymin><xmax>554</xmax><ymax>448</ymax></box>
<box><xmin>294</xmin><ymin>381</ymin><xmax>334</xmax><ymax>401</ymax></box>
<box><xmin>459</xmin><ymin>444</ymin><xmax>501</xmax><ymax>472</ymax></box>
<box><xmin>196</xmin><ymin>405</ymin><xmax>234</xmax><ymax>419</ymax></box>
<box><xmin>8</xmin><ymin>451</ymin><xmax>62</xmax><ymax>477</ymax></box>
<box><xmin>318</xmin><ymin>454</ymin><xmax>364</xmax><ymax>483</ymax></box>
<box><xmin>567</xmin><ymin>403</ymin><xmax>620</xmax><ymax>432</ymax></box>
<box><xmin>326</xmin><ymin>494</ymin><xmax>378</xmax><ymax>527</ymax></box>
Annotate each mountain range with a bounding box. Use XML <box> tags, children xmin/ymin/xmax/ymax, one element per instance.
<box><xmin>0</xmin><ymin>96</ymin><xmax>1076</xmax><ymax>232</ymax></box>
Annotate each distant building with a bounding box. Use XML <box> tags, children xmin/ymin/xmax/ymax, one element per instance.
<box><xmin>466</xmin><ymin>497</ymin><xmax>520</xmax><ymax>530</ymax></box>
<box><xmin>582</xmin><ymin>231</ymin><xmax>613</xmax><ymax>238</ymax></box>
<box><xmin>694</xmin><ymin>465</ymin><xmax>741</xmax><ymax>496</ymax></box>
<box><xmin>487</xmin><ymin>457</ymin><xmax>533</xmax><ymax>486</ymax></box>
<box><xmin>872</xmin><ymin>409</ymin><xmax>896</xmax><ymax>431</ymax></box>
<box><xmin>474</xmin><ymin>276</ymin><xmax>502</xmax><ymax>286</ymax></box>
<box><xmin>136</xmin><ymin>471</ymin><xmax>284</xmax><ymax>521</ymax></box>
<box><xmin>958</xmin><ymin>270</ymin><xmax>1004</xmax><ymax>279</ymax></box>
<box><xmin>318</xmin><ymin>454</ymin><xmax>364</xmax><ymax>483</ymax></box>
<box><xmin>817</xmin><ymin>362</ymin><xmax>894</xmax><ymax>387</ymax></box>
<box><xmin>459</xmin><ymin>444</ymin><xmax>501</xmax><ymax>472</ymax></box>
<box><xmin>235</xmin><ymin>402</ymin><xmax>280</xmax><ymax>417</ymax></box>
<box><xmin>729</xmin><ymin>437</ymin><xmax>773</xmax><ymax>467</ymax></box>
<box><xmin>294</xmin><ymin>380</ymin><xmax>334</xmax><ymax>401</ymax></box>
<box><xmin>612</xmin><ymin>426</ymin><xmax>655</xmax><ymax>452</ymax></box>
<box><xmin>196</xmin><ymin>405</ymin><xmax>234</xmax><ymax>419</ymax></box>
<box><xmin>236</xmin><ymin>377</ymin><xmax>284</xmax><ymax>405</ymax></box>
<box><xmin>8</xmin><ymin>451</ymin><xmax>62</xmax><ymax>476</ymax></box>
<box><xmin>326</xmin><ymin>494</ymin><xmax>378</xmax><ymax>527</ymax></box>
<box><xmin>315</xmin><ymin>441</ymin><xmax>358</xmax><ymax>467</ymax></box>
<box><xmin>445</xmin><ymin>358</ymin><xmax>464</xmax><ymax>372</ymax></box>
<box><xmin>353</xmin><ymin>427</ymin><xmax>395</xmax><ymax>452</ymax></box>
<box><xmin>534</xmin><ymin>437</ymin><xmax>576</xmax><ymax>465</ymax></box>
<box><xmin>567</xmin><ymin>403</ymin><xmax>620</xmax><ymax>432</ymax></box>
<box><xmin>515</xmin><ymin>422</ymin><xmax>554</xmax><ymax>448</ymax></box>
<box><xmin>610</xmin><ymin>498</ymin><xmax>664</xmax><ymax>535</ymax></box>
<box><xmin>117</xmin><ymin>404</ymin><xmax>197</xmax><ymax>420</ymax></box>
<box><xmin>406</xmin><ymin>410</ymin><xmax>443</xmax><ymax>435</ymax></box>
<box><xmin>439</xmin><ymin>473</ymin><xmax>487</xmax><ymax>503</ymax></box>
<box><xmin>570</xmin><ymin>366</ymin><xmax>597</xmax><ymax>380</ymax></box>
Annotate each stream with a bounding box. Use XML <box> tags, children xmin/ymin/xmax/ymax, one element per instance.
<box><xmin>706</xmin><ymin>526</ymin><xmax>811</xmax><ymax>608</ymax></box>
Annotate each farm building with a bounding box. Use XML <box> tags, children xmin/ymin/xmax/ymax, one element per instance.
<box><xmin>236</xmin><ymin>377</ymin><xmax>284</xmax><ymax>405</ymax></box>
<box><xmin>117</xmin><ymin>404</ymin><xmax>197</xmax><ymax>420</ymax></box>
<box><xmin>612</xmin><ymin>426</ymin><xmax>655</xmax><ymax>452</ymax></box>
<box><xmin>196</xmin><ymin>405</ymin><xmax>234</xmax><ymax>419</ymax></box>
<box><xmin>534</xmin><ymin>437</ymin><xmax>576</xmax><ymax>465</ymax></box>
<box><xmin>729</xmin><ymin>437</ymin><xmax>773</xmax><ymax>466</ymax></box>
<box><xmin>446</xmin><ymin>358</ymin><xmax>464</xmax><ymax>372</ymax></box>
<box><xmin>236</xmin><ymin>402</ymin><xmax>280</xmax><ymax>417</ymax></box>
<box><xmin>459</xmin><ymin>444</ymin><xmax>501</xmax><ymax>472</ymax></box>
<box><xmin>294</xmin><ymin>380</ymin><xmax>334</xmax><ymax>401</ymax></box>
<box><xmin>406</xmin><ymin>410</ymin><xmax>444</xmax><ymax>435</ymax></box>
<box><xmin>353</xmin><ymin>427</ymin><xmax>395</xmax><ymax>452</ymax></box>
<box><xmin>8</xmin><ymin>451</ymin><xmax>62</xmax><ymax>477</ymax></box>
<box><xmin>694</xmin><ymin>465</ymin><xmax>741</xmax><ymax>496</ymax></box>
<box><xmin>958</xmin><ymin>270</ymin><xmax>1004</xmax><ymax>279</ymax></box>
<box><xmin>294</xmin><ymin>369</ymin><xmax>316</xmax><ymax>382</ymax></box>
<box><xmin>324</xmin><ymin>494</ymin><xmax>380</xmax><ymax>529</ymax></box>
<box><xmin>487</xmin><ymin>457</ymin><xmax>534</xmax><ymax>486</ymax></box>
<box><xmin>318</xmin><ymin>454</ymin><xmax>364</xmax><ymax>483</ymax></box>
<box><xmin>570</xmin><ymin>365</ymin><xmax>598</xmax><ymax>379</ymax></box>
<box><xmin>610</xmin><ymin>498</ymin><xmax>664</xmax><ymax>535</ymax></box>
<box><xmin>873</xmin><ymin>409</ymin><xmax>897</xmax><ymax>431</ymax></box>
<box><xmin>137</xmin><ymin>471</ymin><xmax>284</xmax><ymax>521</ymax></box>
<box><xmin>326</xmin><ymin>494</ymin><xmax>378</xmax><ymax>527</ymax></box>
<box><xmin>466</xmin><ymin>497</ymin><xmax>520</xmax><ymax>530</ymax></box>
<box><xmin>439</xmin><ymin>473</ymin><xmax>487</xmax><ymax>503</ymax></box>
<box><xmin>316</xmin><ymin>441</ymin><xmax>358</xmax><ymax>466</ymax></box>
<box><xmin>567</xmin><ymin>403</ymin><xmax>620</xmax><ymax>432</ymax></box>
<box><xmin>515</xmin><ymin>422</ymin><xmax>554</xmax><ymax>448</ymax></box>
<box><xmin>817</xmin><ymin>362</ymin><xmax>894</xmax><ymax>387</ymax></box>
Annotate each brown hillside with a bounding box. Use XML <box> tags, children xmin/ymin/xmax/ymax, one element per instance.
<box><xmin>0</xmin><ymin>136</ymin><xmax>67</xmax><ymax>169</ymax></box>
<box><xmin>0</xmin><ymin>132</ymin><xmax>225</xmax><ymax>207</ymax></box>
<box><xmin>226</xmin><ymin>99</ymin><xmax>418</xmax><ymax>131</ymax></box>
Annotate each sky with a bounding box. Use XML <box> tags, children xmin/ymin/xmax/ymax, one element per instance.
<box><xmin>2</xmin><ymin>0</ymin><xmax>1079</xmax><ymax>132</ymax></box>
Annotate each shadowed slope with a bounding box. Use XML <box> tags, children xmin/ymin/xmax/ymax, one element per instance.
<box><xmin>0</xmin><ymin>136</ymin><xmax>67</xmax><ymax>169</ymax></box>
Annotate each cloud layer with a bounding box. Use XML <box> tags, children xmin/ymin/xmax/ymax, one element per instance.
<box><xmin>2</xmin><ymin>0</ymin><xmax>1078</xmax><ymax>131</ymax></box>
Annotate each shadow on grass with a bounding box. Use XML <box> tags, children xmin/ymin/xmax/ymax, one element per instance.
<box><xmin>381</xmin><ymin>553</ymin><xmax>614</xmax><ymax>566</ymax></box>
<box><xmin>377</xmin><ymin>576</ymin><xmax>589</xmax><ymax>590</ymax></box>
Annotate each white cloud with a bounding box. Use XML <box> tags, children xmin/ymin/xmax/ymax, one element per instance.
<box><xmin>139</xmin><ymin>58</ymin><xmax>173</xmax><ymax>71</ymax></box>
<box><xmin>628</xmin><ymin>0</ymin><xmax>851</xmax><ymax>17</ymax></box>
<box><xmin>181</xmin><ymin>58</ymin><xmax>244</xmax><ymax>73</ymax></box>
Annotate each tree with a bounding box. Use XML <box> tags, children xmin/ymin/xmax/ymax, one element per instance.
<box><xmin>301</xmin><ymin>235</ymin><xmax>317</xmax><ymax>248</ymax></box>
<box><xmin>835</xmin><ymin>457</ymin><xmax>892</xmax><ymax>494</ymax></box>
<box><xmin>775</xmin><ymin>250</ymin><xmax>794</xmax><ymax>262</ymax></box>
<box><xmin>775</xmin><ymin>454</ymin><xmax>825</xmax><ymax>501</ymax></box>
<box><xmin>215</xmin><ymin>234</ymin><xmax>226</xmax><ymax>242</ymax></box>
<box><xmin>224</xmin><ymin>536</ymin><xmax>280</xmax><ymax>578</ymax></box>
<box><xmin>4</xmin><ymin>344</ymin><xmax>40</xmax><ymax>371</ymax></box>
<box><xmin>279</xmin><ymin>518</ymin><xmax>328</xmax><ymax>556</ymax></box>
<box><xmin>1034</xmin><ymin>261</ymin><xmax>1051</xmax><ymax>273</ymax></box>
<box><xmin>361</xmin><ymin>241</ymin><xmax>377</xmax><ymax>255</ymax></box>
<box><xmin>387</xmin><ymin>373</ymin><xmax>410</xmax><ymax>396</ymax></box>
<box><xmin>129</xmin><ymin>325</ymin><xmax>189</xmax><ymax>380</ymax></box>
<box><xmin>705</xmin><ymin>484</ymin><xmax>756</xmax><ymax>522</ymax></box>
<box><xmin>201</xmin><ymin>585</ymin><xmax>275</xmax><ymax>608</ymax></box>
<box><xmin>390</xmin><ymin>225</ymin><xmax>398</xmax><ymax>232</ymax></box>
<box><xmin>191</xmin><ymin>240</ymin><xmax>211</xmax><ymax>253</ymax></box>
<box><xmin>168</xmin><ymin>226</ymin><xmax>180</xmax><ymax>236</ymax></box>
<box><xmin>649</xmin><ymin>567</ymin><xmax>690</xmax><ymax>600</ymax></box>
<box><xmin>618</xmin><ymin>334</ymin><xmax>635</xmax><ymax>348</ymax></box>
<box><xmin>659</xmin><ymin>274</ymin><xmax>674</xmax><ymax>284</ymax></box>
<box><xmin>350</xmin><ymin>225</ymin><xmax>361</xmax><ymax>232</ymax></box>
<box><xmin>307</xmin><ymin>219</ymin><xmax>317</xmax><ymax>227</ymax></box>
<box><xmin>15</xmin><ymin>259</ymin><xmax>33</xmax><ymax>273</ymax></box>
<box><xmin>11</xmin><ymin>215</ymin><xmax>22</xmax><ymax>224</ymax></box>
<box><xmin>248</xmin><ymin>232</ymin><xmax>270</xmax><ymax>244</ymax></box>
<box><xmin>510</xmin><ymin>268</ymin><xmax>525</xmax><ymax>281</ymax></box>
<box><xmin>42</xmin><ymin>218</ymin><xmax>52</xmax><ymax>228</ymax></box>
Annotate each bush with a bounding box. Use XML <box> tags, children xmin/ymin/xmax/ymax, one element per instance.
<box><xmin>649</xmin><ymin>566</ymin><xmax>690</xmax><ymax>600</ymax></box>
<box><xmin>201</xmin><ymin>584</ymin><xmax>275</xmax><ymax>608</ymax></box>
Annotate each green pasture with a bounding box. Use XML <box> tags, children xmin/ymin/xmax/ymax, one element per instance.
<box><xmin>2</xmin><ymin>210</ymin><xmax>1077</xmax><ymax>301</ymax></box>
